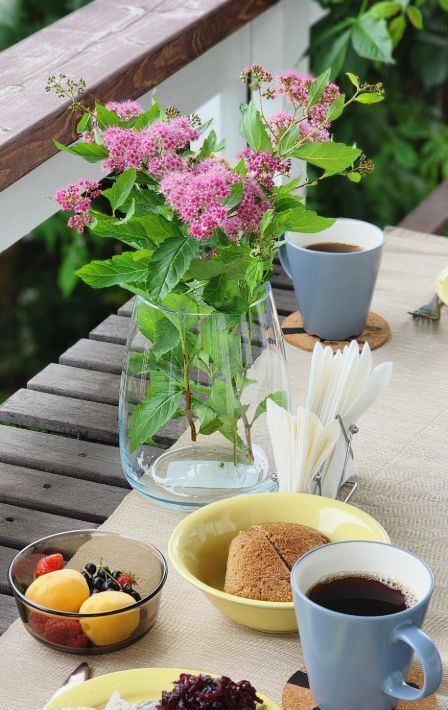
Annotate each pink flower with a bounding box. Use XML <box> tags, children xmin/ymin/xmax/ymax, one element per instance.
<box><xmin>276</xmin><ymin>72</ymin><xmax>313</xmax><ymax>105</ymax></box>
<box><xmin>105</xmin><ymin>100</ymin><xmax>143</xmax><ymax>121</ymax></box>
<box><xmin>160</xmin><ymin>158</ymin><xmax>270</xmax><ymax>241</ymax></box>
<box><xmin>268</xmin><ymin>112</ymin><xmax>294</xmax><ymax>134</ymax></box>
<box><xmin>240</xmin><ymin>64</ymin><xmax>273</xmax><ymax>84</ymax></box>
<box><xmin>102</xmin><ymin>116</ymin><xmax>200</xmax><ymax>174</ymax></box>
<box><xmin>299</xmin><ymin>120</ymin><xmax>330</xmax><ymax>143</ymax></box>
<box><xmin>239</xmin><ymin>148</ymin><xmax>289</xmax><ymax>191</ymax></box>
<box><xmin>55</xmin><ymin>179</ymin><xmax>101</xmax><ymax>233</ymax></box>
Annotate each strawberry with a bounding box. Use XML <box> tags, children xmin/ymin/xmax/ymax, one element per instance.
<box><xmin>34</xmin><ymin>553</ymin><xmax>64</xmax><ymax>578</ymax></box>
<box><xmin>45</xmin><ymin>618</ymin><xmax>89</xmax><ymax>647</ymax></box>
<box><xmin>117</xmin><ymin>573</ymin><xmax>136</xmax><ymax>587</ymax></box>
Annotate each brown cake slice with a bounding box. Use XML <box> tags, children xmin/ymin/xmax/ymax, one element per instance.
<box><xmin>224</xmin><ymin>527</ymin><xmax>291</xmax><ymax>602</ymax></box>
<box><xmin>255</xmin><ymin>522</ymin><xmax>330</xmax><ymax>569</ymax></box>
<box><xmin>224</xmin><ymin>522</ymin><xmax>330</xmax><ymax>602</ymax></box>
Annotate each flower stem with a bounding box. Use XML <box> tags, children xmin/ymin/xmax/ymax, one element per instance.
<box><xmin>181</xmin><ymin>334</ymin><xmax>197</xmax><ymax>442</ymax></box>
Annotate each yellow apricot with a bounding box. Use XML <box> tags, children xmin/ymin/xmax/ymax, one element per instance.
<box><xmin>25</xmin><ymin>569</ymin><xmax>90</xmax><ymax>612</ymax></box>
<box><xmin>79</xmin><ymin>591</ymin><xmax>140</xmax><ymax>646</ymax></box>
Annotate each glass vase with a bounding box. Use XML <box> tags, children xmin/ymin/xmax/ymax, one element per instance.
<box><xmin>119</xmin><ymin>285</ymin><xmax>290</xmax><ymax>509</ymax></box>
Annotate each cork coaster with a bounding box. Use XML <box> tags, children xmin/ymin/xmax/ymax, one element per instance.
<box><xmin>282</xmin><ymin>310</ymin><xmax>390</xmax><ymax>353</ymax></box>
<box><xmin>282</xmin><ymin>665</ymin><xmax>436</xmax><ymax>709</ymax></box>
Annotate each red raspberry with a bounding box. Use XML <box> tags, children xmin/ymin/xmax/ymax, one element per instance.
<box><xmin>45</xmin><ymin>618</ymin><xmax>89</xmax><ymax>647</ymax></box>
<box><xmin>34</xmin><ymin>553</ymin><xmax>64</xmax><ymax>578</ymax></box>
<box><xmin>29</xmin><ymin>612</ymin><xmax>48</xmax><ymax>636</ymax></box>
<box><xmin>117</xmin><ymin>573</ymin><xmax>136</xmax><ymax>587</ymax></box>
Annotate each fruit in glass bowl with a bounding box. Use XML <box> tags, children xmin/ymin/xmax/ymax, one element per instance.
<box><xmin>8</xmin><ymin>529</ymin><xmax>167</xmax><ymax>655</ymax></box>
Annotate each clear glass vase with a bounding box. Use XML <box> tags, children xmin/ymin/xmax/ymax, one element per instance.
<box><xmin>119</xmin><ymin>285</ymin><xmax>290</xmax><ymax>509</ymax></box>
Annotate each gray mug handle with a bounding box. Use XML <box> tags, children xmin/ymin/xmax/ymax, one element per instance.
<box><xmin>278</xmin><ymin>243</ymin><xmax>292</xmax><ymax>280</ymax></box>
<box><xmin>383</xmin><ymin>625</ymin><xmax>442</xmax><ymax>702</ymax></box>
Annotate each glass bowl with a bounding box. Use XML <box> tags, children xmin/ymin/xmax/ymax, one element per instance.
<box><xmin>8</xmin><ymin>529</ymin><xmax>167</xmax><ymax>654</ymax></box>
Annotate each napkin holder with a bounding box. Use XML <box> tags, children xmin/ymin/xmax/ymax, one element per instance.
<box><xmin>272</xmin><ymin>415</ymin><xmax>359</xmax><ymax>504</ymax></box>
<box><xmin>313</xmin><ymin>415</ymin><xmax>358</xmax><ymax>503</ymax></box>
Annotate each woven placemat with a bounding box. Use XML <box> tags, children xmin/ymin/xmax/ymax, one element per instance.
<box><xmin>282</xmin><ymin>665</ymin><xmax>436</xmax><ymax>709</ymax></box>
<box><xmin>282</xmin><ymin>310</ymin><xmax>391</xmax><ymax>352</ymax></box>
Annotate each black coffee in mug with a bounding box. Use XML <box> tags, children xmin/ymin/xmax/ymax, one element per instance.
<box><xmin>307</xmin><ymin>574</ymin><xmax>414</xmax><ymax>616</ymax></box>
<box><xmin>306</xmin><ymin>241</ymin><xmax>362</xmax><ymax>253</ymax></box>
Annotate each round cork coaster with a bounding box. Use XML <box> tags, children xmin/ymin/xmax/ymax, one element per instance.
<box><xmin>282</xmin><ymin>666</ymin><xmax>436</xmax><ymax>710</ymax></box>
<box><xmin>282</xmin><ymin>310</ymin><xmax>390</xmax><ymax>353</ymax></box>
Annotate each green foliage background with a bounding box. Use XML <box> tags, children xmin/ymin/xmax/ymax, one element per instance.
<box><xmin>0</xmin><ymin>0</ymin><xmax>447</xmax><ymax>401</ymax></box>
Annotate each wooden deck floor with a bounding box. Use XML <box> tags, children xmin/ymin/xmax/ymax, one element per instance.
<box><xmin>0</xmin><ymin>265</ymin><xmax>295</xmax><ymax>632</ymax></box>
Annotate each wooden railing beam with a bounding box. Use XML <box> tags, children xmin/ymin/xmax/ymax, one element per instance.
<box><xmin>0</xmin><ymin>0</ymin><xmax>278</xmax><ymax>192</ymax></box>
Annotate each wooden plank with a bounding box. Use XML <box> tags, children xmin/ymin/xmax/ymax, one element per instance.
<box><xmin>0</xmin><ymin>462</ymin><xmax>127</xmax><ymax>523</ymax></box>
<box><xmin>0</xmin><ymin>426</ymin><xmax>130</xmax><ymax>487</ymax></box>
<box><xmin>0</xmin><ymin>546</ymin><xmax>19</xmax><ymax>595</ymax></box>
<box><xmin>29</xmin><ymin>363</ymin><xmax>120</xmax><ymax>405</ymax></box>
<box><xmin>0</xmin><ymin>390</ymin><xmax>183</xmax><ymax>445</ymax></box>
<box><xmin>60</xmin><ymin>339</ymin><xmax>125</xmax><ymax>375</ymax></box>
<box><xmin>272</xmin><ymin>287</ymin><xmax>297</xmax><ymax>314</ymax></box>
<box><xmin>0</xmin><ymin>389</ymin><xmax>118</xmax><ymax>445</ymax></box>
<box><xmin>0</xmin><ymin>503</ymin><xmax>95</xmax><ymax>549</ymax></box>
<box><xmin>0</xmin><ymin>0</ymin><xmax>277</xmax><ymax>190</ymax></box>
<box><xmin>0</xmin><ymin>595</ymin><xmax>18</xmax><ymax>635</ymax></box>
<box><xmin>90</xmin><ymin>315</ymin><xmax>130</xmax><ymax>345</ymax></box>
<box><xmin>398</xmin><ymin>180</ymin><xmax>448</xmax><ymax>235</ymax></box>
<box><xmin>118</xmin><ymin>299</ymin><xmax>135</xmax><ymax>318</ymax></box>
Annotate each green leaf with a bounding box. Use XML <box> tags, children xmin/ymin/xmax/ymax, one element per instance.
<box><xmin>252</xmin><ymin>391</ymin><xmax>287</xmax><ymax>424</ymax></box>
<box><xmin>76</xmin><ymin>112</ymin><xmax>91</xmax><ymax>132</ymax></box>
<box><xmin>91</xmin><ymin>214</ymin><xmax>159</xmax><ymax>249</ymax></box>
<box><xmin>277</xmin><ymin>123</ymin><xmax>301</xmax><ymax>155</ymax></box>
<box><xmin>203</xmin><ymin>273</ymin><xmax>228</xmax><ymax>307</ymax></box>
<box><xmin>95</xmin><ymin>103</ymin><xmax>123</xmax><ymax>127</ymax></box>
<box><xmin>109</xmin><ymin>168</ymin><xmax>137</xmax><ymax>212</ymax></box>
<box><xmin>54</xmin><ymin>140</ymin><xmax>108</xmax><ymax>162</ymax></box>
<box><xmin>260</xmin><ymin>209</ymin><xmax>274</xmax><ymax>235</ymax></box>
<box><xmin>240</xmin><ymin>101</ymin><xmax>272</xmax><ymax>151</ymax></box>
<box><xmin>146</xmin><ymin>237</ymin><xmax>200</xmax><ymax>301</ymax></box>
<box><xmin>354</xmin><ymin>92</ymin><xmax>385</xmax><ymax>103</ymax></box>
<box><xmin>223</xmin><ymin>182</ymin><xmax>244</xmax><ymax>211</ymax></box>
<box><xmin>347</xmin><ymin>172</ymin><xmax>362</xmax><ymax>183</ymax></box>
<box><xmin>439</xmin><ymin>0</ymin><xmax>448</xmax><ymax>11</ymax></box>
<box><xmin>351</xmin><ymin>15</ymin><xmax>394</xmax><ymax>63</ymax></box>
<box><xmin>389</xmin><ymin>13</ymin><xmax>406</xmax><ymax>46</ymax></box>
<box><xmin>76</xmin><ymin>251</ymin><xmax>151</xmax><ymax>288</ymax></box>
<box><xmin>134</xmin><ymin>103</ymin><xmax>161</xmax><ymax>129</ymax></box>
<box><xmin>406</xmin><ymin>5</ymin><xmax>423</xmax><ymax>28</ymax></box>
<box><xmin>188</xmin><ymin>258</ymin><xmax>227</xmax><ymax>280</ymax></box>
<box><xmin>315</xmin><ymin>29</ymin><xmax>351</xmax><ymax>81</ymax></box>
<box><xmin>152</xmin><ymin>318</ymin><xmax>181</xmax><ymax>359</ymax></box>
<box><xmin>346</xmin><ymin>72</ymin><xmax>360</xmax><ymax>88</ymax></box>
<box><xmin>307</xmin><ymin>68</ymin><xmax>331</xmax><ymax>108</ymax></box>
<box><xmin>292</xmin><ymin>142</ymin><xmax>362</xmax><ymax>176</ymax></box>
<box><xmin>114</xmin><ymin>197</ymin><xmax>136</xmax><ymax>224</ymax></box>
<box><xmin>198</xmin><ymin>129</ymin><xmax>218</xmax><ymax>160</ymax></box>
<box><xmin>129</xmin><ymin>390</ymin><xmax>182</xmax><ymax>450</ymax></box>
<box><xmin>369</xmin><ymin>1</ymin><xmax>402</xmax><ymax>19</ymax></box>
<box><xmin>327</xmin><ymin>94</ymin><xmax>345</xmax><ymax>121</ymax></box>
<box><xmin>273</xmin><ymin>205</ymin><xmax>335</xmax><ymax>235</ymax></box>
<box><xmin>245</xmin><ymin>259</ymin><xmax>265</xmax><ymax>291</ymax></box>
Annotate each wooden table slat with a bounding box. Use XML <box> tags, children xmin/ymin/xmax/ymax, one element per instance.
<box><xmin>0</xmin><ymin>390</ymin><xmax>184</xmax><ymax>446</ymax></box>
<box><xmin>90</xmin><ymin>315</ymin><xmax>130</xmax><ymax>345</ymax></box>
<box><xmin>0</xmin><ymin>546</ymin><xmax>19</xmax><ymax>595</ymax></box>
<box><xmin>0</xmin><ymin>426</ymin><xmax>131</xmax><ymax>487</ymax></box>
<box><xmin>0</xmin><ymin>503</ymin><xmax>95</xmax><ymax>549</ymax></box>
<box><xmin>0</xmin><ymin>462</ymin><xmax>127</xmax><ymax>523</ymax></box>
<box><xmin>60</xmin><ymin>338</ymin><xmax>125</xmax><ymax>375</ymax></box>
<box><xmin>29</xmin><ymin>363</ymin><xmax>120</xmax><ymax>405</ymax></box>
<box><xmin>0</xmin><ymin>595</ymin><xmax>18</xmax><ymax>635</ymax></box>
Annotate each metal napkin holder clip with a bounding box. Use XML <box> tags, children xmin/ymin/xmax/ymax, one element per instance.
<box><xmin>272</xmin><ymin>414</ymin><xmax>359</xmax><ymax>503</ymax></box>
<box><xmin>313</xmin><ymin>415</ymin><xmax>358</xmax><ymax>504</ymax></box>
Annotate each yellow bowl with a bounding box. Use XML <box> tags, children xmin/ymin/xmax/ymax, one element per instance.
<box><xmin>168</xmin><ymin>492</ymin><xmax>390</xmax><ymax>633</ymax></box>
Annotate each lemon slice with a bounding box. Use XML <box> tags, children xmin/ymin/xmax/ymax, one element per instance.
<box><xmin>435</xmin><ymin>267</ymin><xmax>448</xmax><ymax>306</ymax></box>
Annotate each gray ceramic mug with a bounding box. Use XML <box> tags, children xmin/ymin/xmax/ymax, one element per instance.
<box><xmin>291</xmin><ymin>541</ymin><xmax>442</xmax><ymax>710</ymax></box>
<box><xmin>279</xmin><ymin>218</ymin><xmax>385</xmax><ymax>340</ymax></box>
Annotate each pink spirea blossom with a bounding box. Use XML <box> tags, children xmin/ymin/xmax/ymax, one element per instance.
<box><xmin>55</xmin><ymin>179</ymin><xmax>101</xmax><ymax>233</ymax></box>
<box><xmin>102</xmin><ymin>116</ymin><xmax>200</xmax><ymax>173</ymax></box>
<box><xmin>299</xmin><ymin>120</ymin><xmax>330</xmax><ymax>143</ymax></box>
<box><xmin>239</xmin><ymin>147</ymin><xmax>289</xmax><ymax>191</ymax></box>
<box><xmin>276</xmin><ymin>71</ymin><xmax>313</xmax><ymax>105</ymax></box>
<box><xmin>160</xmin><ymin>158</ymin><xmax>270</xmax><ymax>241</ymax></box>
<box><xmin>268</xmin><ymin>112</ymin><xmax>294</xmax><ymax>134</ymax></box>
<box><xmin>105</xmin><ymin>100</ymin><xmax>143</xmax><ymax>121</ymax></box>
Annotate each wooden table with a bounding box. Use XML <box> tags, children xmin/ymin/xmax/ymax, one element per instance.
<box><xmin>0</xmin><ymin>263</ymin><xmax>295</xmax><ymax>632</ymax></box>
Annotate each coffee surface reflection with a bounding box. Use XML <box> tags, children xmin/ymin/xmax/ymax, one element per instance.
<box><xmin>306</xmin><ymin>242</ymin><xmax>362</xmax><ymax>253</ymax></box>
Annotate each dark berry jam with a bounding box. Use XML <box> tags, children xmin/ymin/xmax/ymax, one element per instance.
<box><xmin>157</xmin><ymin>673</ymin><xmax>262</xmax><ymax>709</ymax></box>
